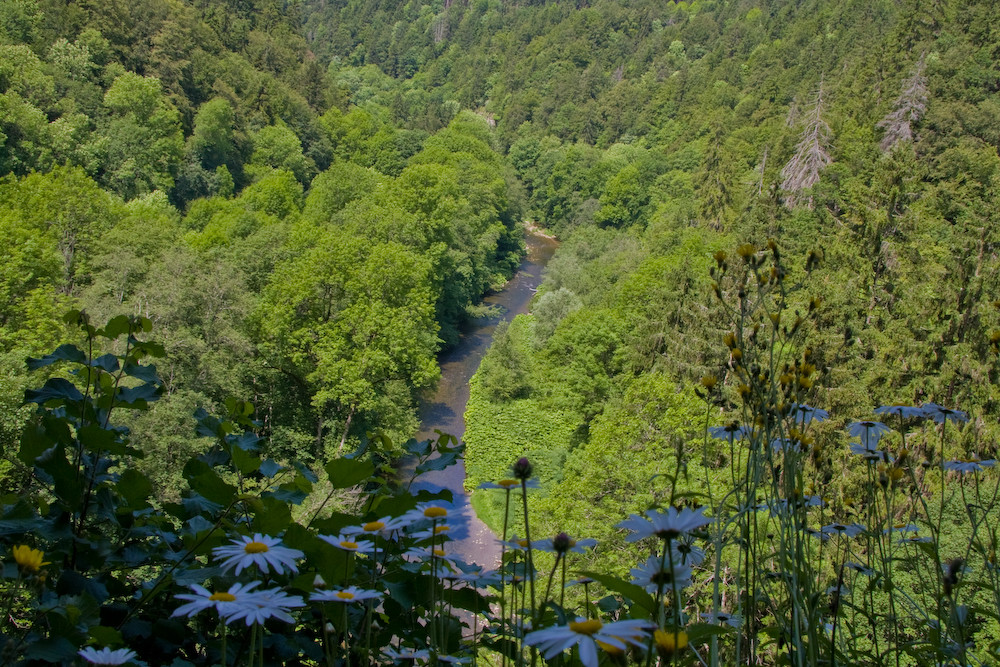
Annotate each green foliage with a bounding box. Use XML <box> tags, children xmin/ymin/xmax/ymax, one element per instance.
<box><xmin>475</xmin><ymin>319</ymin><xmax>532</xmax><ymax>403</ymax></box>
<box><xmin>100</xmin><ymin>73</ymin><xmax>184</xmax><ymax>199</ymax></box>
<box><xmin>0</xmin><ymin>315</ymin><xmax>486</xmax><ymax>666</ymax></box>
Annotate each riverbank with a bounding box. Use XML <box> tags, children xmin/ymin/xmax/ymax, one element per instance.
<box><xmin>403</xmin><ymin>228</ymin><xmax>558</xmax><ymax>567</ymax></box>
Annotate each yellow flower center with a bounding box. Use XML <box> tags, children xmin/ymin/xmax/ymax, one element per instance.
<box><xmin>654</xmin><ymin>630</ymin><xmax>688</xmax><ymax>655</ymax></box>
<box><xmin>337</xmin><ymin>591</ymin><xmax>355</xmax><ymax>600</ymax></box>
<box><xmin>498</xmin><ymin>479</ymin><xmax>518</xmax><ymax>488</ymax></box>
<box><xmin>433</xmin><ymin>548</ymin><xmax>446</xmax><ymax>557</ymax></box>
<box><xmin>434</xmin><ymin>525</ymin><xmax>450</xmax><ymax>535</ymax></box>
<box><xmin>423</xmin><ymin>507</ymin><xmax>448</xmax><ymax>519</ymax></box>
<box><xmin>596</xmin><ymin>640</ymin><xmax>625</xmax><ymax>657</ymax></box>
<box><xmin>244</xmin><ymin>541</ymin><xmax>269</xmax><ymax>554</ymax></box>
<box><xmin>12</xmin><ymin>545</ymin><xmax>47</xmax><ymax>573</ymax></box>
<box><xmin>340</xmin><ymin>541</ymin><xmax>359</xmax><ymax>550</ymax></box>
<box><xmin>517</xmin><ymin>539</ymin><xmax>530</xmax><ymax>548</ymax></box>
<box><xmin>209</xmin><ymin>592</ymin><xmax>237</xmax><ymax>602</ymax></box>
<box><xmin>363</xmin><ymin>521</ymin><xmax>385</xmax><ymax>532</ymax></box>
<box><xmin>569</xmin><ymin>619</ymin><xmax>603</xmax><ymax>635</ymax></box>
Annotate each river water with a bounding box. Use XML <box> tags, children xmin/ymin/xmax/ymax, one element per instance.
<box><xmin>406</xmin><ymin>230</ymin><xmax>557</xmax><ymax>568</ymax></box>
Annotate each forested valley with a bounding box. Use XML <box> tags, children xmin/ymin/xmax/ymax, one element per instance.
<box><xmin>2</xmin><ymin>0</ymin><xmax>1000</xmax><ymax>664</ymax></box>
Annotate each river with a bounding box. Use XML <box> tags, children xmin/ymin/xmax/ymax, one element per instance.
<box><xmin>405</xmin><ymin>229</ymin><xmax>557</xmax><ymax>568</ymax></box>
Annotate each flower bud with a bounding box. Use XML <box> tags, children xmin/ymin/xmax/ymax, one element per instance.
<box><xmin>513</xmin><ymin>457</ymin><xmax>533</xmax><ymax>480</ymax></box>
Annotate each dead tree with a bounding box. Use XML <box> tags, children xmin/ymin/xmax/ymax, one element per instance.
<box><xmin>781</xmin><ymin>82</ymin><xmax>832</xmax><ymax>208</ymax></box>
<box><xmin>877</xmin><ymin>56</ymin><xmax>928</xmax><ymax>153</ymax></box>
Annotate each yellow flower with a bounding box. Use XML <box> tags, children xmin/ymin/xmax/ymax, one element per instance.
<box><xmin>12</xmin><ymin>545</ymin><xmax>48</xmax><ymax>573</ymax></box>
<box><xmin>567</xmin><ymin>618</ymin><xmax>603</xmax><ymax>635</ymax></box>
<box><xmin>736</xmin><ymin>243</ymin><xmax>756</xmax><ymax>259</ymax></box>
<box><xmin>654</xmin><ymin>629</ymin><xmax>688</xmax><ymax>656</ymax></box>
<box><xmin>596</xmin><ymin>639</ymin><xmax>625</xmax><ymax>657</ymax></box>
<box><xmin>700</xmin><ymin>375</ymin><xmax>717</xmax><ymax>391</ymax></box>
<box><xmin>423</xmin><ymin>506</ymin><xmax>448</xmax><ymax>519</ymax></box>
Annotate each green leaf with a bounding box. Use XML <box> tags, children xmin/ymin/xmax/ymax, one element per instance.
<box><xmin>101</xmin><ymin>315</ymin><xmax>133</xmax><ymax>339</ymax></box>
<box><xmin>116</xmin><ymin>468</ymin><xmax>153</xmax><ymax>506</ymax></box>
<box><xmin>78</xmin><ymin>423</ymin><xmax>123</xmax><ymax>456</ymax></box>
<box><xmin>89</xmin><ymin>625</ymin><xmax>124</xmax><ymax>646</ymax></box>
<box><xmin>116</xmin><ymin>382</ymin><xmax>162</xmax><ymax>406</ymax></box>
<box><xmin>123</xmin><ymin>360</ymin><xmax>161</xmax><ymax>383</ymax></box>
<box><xmin>25</xmin><ymin>377</ymin><xmax>84</xmax><ymax>405</ymax></box>
<box><xmin>252</xmin><ymin>496</ymin><xmax>292</xmax><ymax>535</ymax></box>
<box><xmin>19</xmin><ymin>416</ymin><xmax>72</xmax><ymax>464</ymax></box>
<box><xmin>325</xmin><ymin>458</ymin><xmax>374</xmax><ymax>489</ymax></box>
<box><xmin>686</xmin><ymin>622</ymin><xmax>735</xmax><ymax>643</ymax></box>
<box><xmin>26</xmin><ymin>344</ymin><xmax>87</xmax><ymax>370</ymax></box>
<box><xmin>576</xmin><ymin>570</ymin><xmax>656</xmax><ymax>616</ymax></box>
<box><xmin>233</xmin><ymin>431</ymin><xmax>261</xmax><ymax>451</ymax></box>
<box><xmin>23</xmin><ymin>637</ymin><xmax>77</xmax><ymax>662</ymax></box>
<box><xmin>260</xmin><ymin>459</ymin><xmax>283</xmax><ymax>477</ymax></box>
<box><xmin>183</xmin><ymin>460</ymin><xmax>237</xmax><ymax>506</ymax></box>
<box><xmin>416</xmin><ymin>451</ymin><xmax>460</xmax><ymax>474</ymax></box>
<box><xmin>230</xmin><ymin>445</ymin><xmax>261</xmax><ymax>475</ymax></box>
<box><xmin>404</xmin><ymin>438</ymin><xmax>432</xmax><ymax>456</ymax></box>
<box><xmin>91</xmin><ymin>353</ymin><xmax>120</xmax><ymax>372</ymax></box>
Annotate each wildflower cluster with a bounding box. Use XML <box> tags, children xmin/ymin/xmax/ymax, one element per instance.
<box><xmin>3</xmin><ymin>251</ymin><xmax>1000</xmax><ymax>667</ymax></box>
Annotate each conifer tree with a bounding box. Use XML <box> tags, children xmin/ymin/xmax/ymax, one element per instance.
<box><xmin>877</xmin><ymin>56</ymin><xmax>928</xmax><ymax>153</ymax></box>
<box><xmin>780</xmin><ymin>82</ymin><xmax>832</xmax><ymax>209</ymax></box>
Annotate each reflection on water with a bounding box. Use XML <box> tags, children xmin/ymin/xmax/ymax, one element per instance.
<box><xmin>404</xmin><ymin>230</ymin><xmax>557</xmax><ymax>566</ymax></box>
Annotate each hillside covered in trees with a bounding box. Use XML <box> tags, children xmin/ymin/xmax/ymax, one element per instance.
<box><xmin>3</xmin><ymin>0</ymin><xmax>1000</xmax><ymax>664</ymax></box>
<box><xmin>1</xmin><ymin>0</ymin><xmax>525</xmax><ymax>492</ymax></box>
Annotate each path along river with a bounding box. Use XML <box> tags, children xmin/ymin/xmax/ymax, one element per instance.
<box><xmin>404</xmin><ymin>230</ymin><xmax>557</xmax><ymax>569</ymax></box>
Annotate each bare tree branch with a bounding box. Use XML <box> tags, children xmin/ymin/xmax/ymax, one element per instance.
<box><xmin>877</xmin><ymin>55</ymin><xmax>928</xmax><ymax>153</ymax></box>
<box><xmin>781</xmin><ymin>81</ymin><xmax>831</xmax><ymax>208</ymax></box>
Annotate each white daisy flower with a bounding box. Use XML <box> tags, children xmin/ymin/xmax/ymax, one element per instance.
<box><xmin>846</xmin><ymin>421</ymin><xmax>892</xmax><ymax>449</ymax></box>
<box><xmin>383</xmin><ymin>647</ymin><xmax>431</xmax><ymax>663</ymax></box>
<box><xmin>408</xmin><ymin>524</ymin><xmax>454</xmax><ymax>541</ymax></box>
<box><xmin>171</xmin><ymin>581</ymin><xmax>261</xmax><ymax>618</ymax></box>
<box><xmin>669</xmin><ymin>535</ymin><xmax>705</xmax><ymax>567</ymax></box>
<box><xmin>630</xmin><ymin>554</ymin><xmax>693</xmax><ymax>594</ymax></box>
<box><xmin>616</xmin><ymin>506</ymin><xmax>711</xmax><ymax>541</ymax></box>
<box><xmin>212</xmin><ymin>533</ymin><xmax>303</xmax><ymax>576</ymax></box>
<box><xmin>404</xmin><ymin>546</ymin><xmax>459</xmax><ymax>572</ymax></box>
<box><xmin>501</xmin><ymin>534</ymin><xmax>533</xmax><ymax>550</ymax></box>
<box><xmin>524</xmin><ymin>618</ymin><xmax>653</xmax><ymax>667</ymax></box>
<box><xmin>478</xmin><ymin>478</ymin><xmax>541</xmax><ymax>490</ymax></box>
<box><xmin>78</xmin><ymin>647</ymin><xmax>137</xmax><ymax>665</ymax></box>
<box><xmin>223</xmin><ymin>587</ymin><xmax>304</xmax><ymax>626</ymax></box>
<box><xmin>789</xmin><ymin>403</ymin><xmax>830</xmax><ymax>425</ymax></box>
<box><xmin>311</xmin><ymin>586</ymin><xmax>383</xmax><ymax>603</ymax></box>
<box><xmin>821</xmin><ymin>522</ymin><xmax>867</xmax><ymax>539</ymax></box>
<box><xmin>535</xmin><ymin>532</ymin><xmax>597</xmax><ymax>554</ymax></box>
<box><xmin>944</xmin><ymin>457</ymin><xmax>996</xmax><ymax>474</ymax></box>
<box><xmin>922</xmin><ymin>402</ymin><xmax>968</xmax><ymax>424</ymax></box>
<box><xmin>319</xmin><ymin>533</ymin><xmax>376</xmax><ymax>553</ymax></box>
<box><xmin>450</xmin><ymin>566</ymin><xmax>502</xmax><ymax>588</ymax></box>
<box><xmin>345</xmin><ymin>515</ymin><xmax>413</xmax><ymax>537</ymax></box>
<box><xmin>845</xmin><ymin>561</ymin><xmax>876</xmax><ymax>576</ymax></box>
<box><xmin>874</xmin><ymin>404</ymin><xmax>926</xmax><ymax>420</ymax></box>
<box><xmin>700</xmin><ymin>611</ymin><xmax>742</xmax><ymax>628</ymax></box>
<box><xmin>402</xmin><ymin>502</ymin><xmax>451</xmax><ymax>526</ymax></box>
<box><xmin>850</xmin><ymin>441</ymin><xmax>887</xmax><ymax>462</ymax></box>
